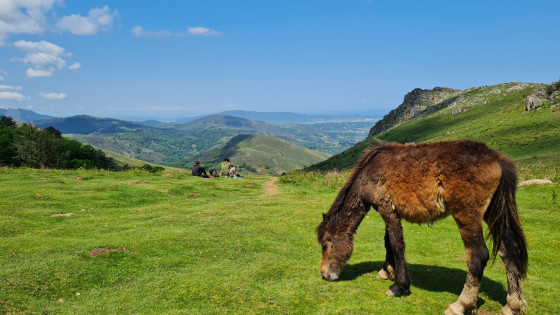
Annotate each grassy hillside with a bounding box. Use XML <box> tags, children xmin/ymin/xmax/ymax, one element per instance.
<box><xmin>59</xmin><ymin>114</ymin><xmax>368</xmax><ymax>167</ymax></box>
<box><xmin>1</xmin><ymin>168</ymin><xmax>558</xmax><ymax>314</ymax></box>
<box><xmin>184</xmin><ymin>134</ymin><xmax>331</xmax><ymax>176</ymax></box>
<box><xmin>310</xmin><ymin>82</ymin><xmax>560</xmax><ymax>177</ymax></box>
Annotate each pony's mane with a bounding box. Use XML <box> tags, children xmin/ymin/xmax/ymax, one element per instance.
<box><xmin>317</xmin><ymin>142</ymin><xmax>385</xmax><ymax>242</ymax></box>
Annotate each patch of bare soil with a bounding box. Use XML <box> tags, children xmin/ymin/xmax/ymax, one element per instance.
<box><xmin>127</xmin><ymin>180</ymin><xmax>141</xmax><ymax>185</ymax></box>
<box><xmin>162</xmin><ymin>174</ymin><xmax>173</xmax><ymax>177</ymax></box>
<box><xmin>50</xmin><ymin>213</ymin><xmax>74</xmax><ymax>217</ymax></box>
<box><xmin>89</xmin><ymin>247</ymin><xmax>128</xmax><ymax>257</ymax></box>
<box><xmin>74</xmin><ymin>177</ymin><xmax>83</xmax><ymax>181</ymax></box>
<box><xmin>518</xmin><ymin>179</ymin><xmax>553</xmax><ymax>186</ymax></box>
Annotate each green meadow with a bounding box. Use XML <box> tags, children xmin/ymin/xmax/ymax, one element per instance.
<box><xmin>1</xmin><ymin>168</ymin><xmax>559</xmax><ymax>314</ymax></box>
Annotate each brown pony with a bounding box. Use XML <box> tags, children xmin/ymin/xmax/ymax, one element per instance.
<box><xmin>317</xmin><ymin>140</ymin><xmax>527</xmax><ymax>315</ymax></box>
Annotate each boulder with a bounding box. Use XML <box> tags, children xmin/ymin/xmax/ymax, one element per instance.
<box><xmin>523</xmin><ymin>95</ymin><xmax>543</xmax><ymax>111</ymax></box>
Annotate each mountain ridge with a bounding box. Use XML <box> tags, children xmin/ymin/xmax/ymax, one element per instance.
<box><xmin>309</xmin><ymin>81</ymin><xmax>560</xmax><ymax>172</ymax></box>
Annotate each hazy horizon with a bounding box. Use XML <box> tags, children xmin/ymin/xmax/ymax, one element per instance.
<box><xmin>1</xmin><ymin>1</ymin><xmax>559</xmax><ymax>119</ymax></box>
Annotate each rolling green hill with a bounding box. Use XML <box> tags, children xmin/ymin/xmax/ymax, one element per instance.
<box><xmin>58</xmin><ymin>114</ymin><xmax>368</xmax><ymax>167</ymax></box>
<box><xmin>309</xmin><ymin>81</ymin><xmax>560</xmax><ymax>176</ymax></box>
<box><xmin>184</xmin><ymin>134</ymin><xmax>331</xmax><ymax>176</ymax></box>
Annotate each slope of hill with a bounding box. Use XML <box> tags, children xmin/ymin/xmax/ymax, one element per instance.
<box><xmin>184</xmin><ymin>134</ymin><xmax>331</xmax><ymax>176</ymax></box>
<box><xmin>309</xmin><ymin>81</ymin><xmax>560</xmax><ymax>172</ymax></box>
<box><xmin>64</xmin><ymin>114</ymin><xmax>369</xmax><ymax>165</ymax></box>
<box><xmin>0</xmin><ymin>108</ymin><xmax>55</xmax><ymax>122</ymax></box>
<box><xmin>34</xmin><ymin>115</ymin><xmax>146</xmax><ymax>134</ymax></box>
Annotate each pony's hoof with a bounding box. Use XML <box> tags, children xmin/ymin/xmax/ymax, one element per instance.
<box><xmin>377</xmin><ymin>268</ymin><xmax>394</xmax><ymax>280</ymax></box>
<box><xmin>501</xmin><ymin>297</ymin><xmax>527</xmax><ymax>314</ymax></box>
<box><xmin>385</xmin><ymin>286</ymin><xmax>410</xmax><ymax>297</ymax></box>
<box><xmin>444</xmin><ymin>301</ymin><xmax>471</xmax><ymax>315</ymax></box>
<box><xmin>500</xmin><ymin>305</ymin><xmax>525</xmax><ymax>315</ymax></box>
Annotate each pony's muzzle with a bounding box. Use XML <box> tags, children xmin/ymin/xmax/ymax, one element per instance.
<box><xmin>321</xmin><ymin>270</ymin><xmax>339</xmax><ymax>281</ymax></box>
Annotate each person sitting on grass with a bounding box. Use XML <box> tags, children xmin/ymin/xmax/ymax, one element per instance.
<box><xmin>220</xmin><ymin>158</ymin><xmax>234</xmax><ymax>178</ymax></box>
<box><xmin>192</xmin><ymin>161</ymin><xmax>210</xmax><ymax>178</ymax></box>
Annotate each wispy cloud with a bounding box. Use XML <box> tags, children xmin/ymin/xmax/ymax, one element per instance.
<box><xmin>132</xmin><ymin>25</ymin><xmax>175</xmax><ymax>37</ymax></box>
<box><xmin>39</xmin><ymin>92</ymin><xmax>67</xmax><ymax>100</ymax></box>
<box><xmin>0</xmin><ymin>84</ymin><xmax>22</xmax><ymax>90</ymax></box>
<box><xmin>187</xmin><ymin>27</ymin><xmax>222</xmax><ymax>36</ymax></box>
<box><xmin>13</xmin><ymin>40</ymin><xmax>77</xmax><ymax>78</ymax></box>
<box><xmin>68</xmin><ymin>62</ymin><xmax>81</xmax><ymax>70</ymax></box>
<box><xmin>56</xmin><ymin>6</ymin><xmax>118</xmax><ymax>36</ymax></box>
<box><xmin>0</xmin><ymin>69</ymin><xmax>6</xmax><ymax>81</ymax></box>
<box><xmin>0</xmin><ymin>91</ymin><xmax>29</xmax><ymax>101</ymax></box>
<box><xmin>132</xmin><ymin>25</ymin><xmax>222</xmax><ymax>37</ymax></box>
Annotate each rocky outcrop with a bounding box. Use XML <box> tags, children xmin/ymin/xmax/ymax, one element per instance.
<box><xmin>524</xmin><ymin>87</ymin><xmax>545</xmax><ymax>111</ymax></box>
<box><xmin>368</xmin><ymin>87</ymin><xmax>461</xmax><ymax>137</ymax></box>
<box><xmin>523</xmin><ymin>96</ymin><xmax>543</xmax><ymax>111</ymax></box>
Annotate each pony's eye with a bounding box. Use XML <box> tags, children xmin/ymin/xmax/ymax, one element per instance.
<box><xmin>322</xmin><ymin>244</ymin><xmax>328</xmax><ymax>251</ymax></box>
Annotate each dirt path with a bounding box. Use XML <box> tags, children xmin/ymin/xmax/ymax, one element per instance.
<box><xmin>263</xmin><ymin>177</ymin><xmax>280</xmax><ymax>195</ymax></box>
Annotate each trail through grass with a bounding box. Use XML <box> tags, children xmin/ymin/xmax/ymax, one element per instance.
<box><xmin>1</xmin><ymin>168</ymin><xmax>559</xmax><ymax>314</ymax></box>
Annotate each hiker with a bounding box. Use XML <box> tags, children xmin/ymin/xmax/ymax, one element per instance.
<box><xmin>221</xmin><ymin>158</ymin><xmax>238</xmax><ymax>178</ymax></box>
<box><xmin>192</xmin><ymin>161</ymin><xmax>210</xmax><ymax>178</ymax></box>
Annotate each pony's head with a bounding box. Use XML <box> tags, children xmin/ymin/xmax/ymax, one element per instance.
<box><xmin>317</xmin><ymin>212</ymin><xmax>354</xmax><ymax>281</ymax></box>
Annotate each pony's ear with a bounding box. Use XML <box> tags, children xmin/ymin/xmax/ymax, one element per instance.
<box><xmin>322</xmin><ymin>213</ymin><xmax>328</xmax><ymax>220</ymax></box>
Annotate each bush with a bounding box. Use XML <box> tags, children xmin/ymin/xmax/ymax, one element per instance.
<box><xmin>0</xmin><ymin>118</ymin><xmax>116</xmax><ymax>170</ymax></box>
<box><xmin>140</xmin><ymin>164</ymin><xmax>165</xmax><ymax>173</ymax></box>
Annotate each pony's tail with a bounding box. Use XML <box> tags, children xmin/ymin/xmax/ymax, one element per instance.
<box><xmin>484</xmin><ymin>160</ymin><xmax>528</xmax><ymax>278</ymax></box>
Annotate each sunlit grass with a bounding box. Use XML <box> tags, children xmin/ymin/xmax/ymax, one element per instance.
<box><xmin>1</xmin><ymin>168</ymin><xmax>558</xmax><ymax>314</ymax></box>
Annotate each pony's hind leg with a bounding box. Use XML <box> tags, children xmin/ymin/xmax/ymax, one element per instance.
<box><xmin>498</xmin><ymin>243</ymin><xmax>527</xmax><ymax>315</ymax></box>
<box><xmin>377</xmin><ymin>228</ymin><xmax>396</xmax><ymax>280</ymax></box>
<box><xmin>445</xmin><ymin>217</ymin><xmax>489</xmax><ymax>315</ymax></box>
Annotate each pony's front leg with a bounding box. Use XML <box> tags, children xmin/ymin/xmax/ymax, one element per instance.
<box><xmin>377</xmin><ymin>228</ymin><xmax>396</xmax><ymax>281</ymax></box>
<box><xmin>379</xmin><ymin>206</ymin><xmax>411</xmax><ymax>297</ymax></box>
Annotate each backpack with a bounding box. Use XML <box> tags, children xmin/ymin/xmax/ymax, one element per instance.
<box><xmin>209</xmin><ymin>169</ymin><xmax>218</xmax><ymax>178</ymax></box>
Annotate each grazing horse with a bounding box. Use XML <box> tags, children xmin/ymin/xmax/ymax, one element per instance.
<box><xmin>317</xmin><ymin>140</ymin><xmax>527</xmax><ymax>315</ymax></box>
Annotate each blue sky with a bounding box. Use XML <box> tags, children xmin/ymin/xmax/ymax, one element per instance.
<box><xmin>0</xmin><ymin>0</ymin><xmax>559</xmax><ymax>120</ymax></box>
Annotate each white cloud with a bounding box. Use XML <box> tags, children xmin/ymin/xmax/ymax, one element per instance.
<box><xmin>56</xmin><ymin>6</ymin><xmax>117</xmax><ymax>35</ymax></box>
<box><xmin>26</xmin><ymin>68</ymin><xmax>53</xmax><ymax>78</ymax></box>
<box><xmin>39</xmin><ymin>92</ymin><xmax>67</xmax><ymax>100</ymax></box>
<box><xmin>132</xmin><ymin>25</ymin><xmax>175</xmax><ymax>37</ymax></box>
<box><xmin>0</xmin><ymin>0</ymin><xmax>58</xmax><ymax>44</ymax></box>
<box><xmin>187</xmin><ymin>27</ymin><xmax>222</xmax><ymax>36</ymax></box>
<box><xmin>0</xmin><ymin>91</ymin><xmax>29</xmax><ymax>101</ymax></box>
<box><xmin>68</xmin><ymin>62</ymin><xmax>81</xmax><ymax>70</ymax></box>
<box><xmin>0</xmin><ymin>84</ymin><xmax>22</xmax><ymax>90</ymax></box>
<box><xmin>0</xmin><ymin>69</ymin><xmax>6</xmax><ymax>81</ymax></box>
<box><xmin>132</xmin><ymin>25</ymin><xmax>223</xmax><ymax>37</ymax></box>
<box><xmin>13</xmin><ymin>40</ymin><xmax>77</xmax><ymax>78</ymax></box>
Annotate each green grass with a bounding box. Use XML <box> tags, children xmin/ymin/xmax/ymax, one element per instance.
<box><xmin>1</xmin><ymin>168</ymin><xmax>559</xmax><ymax>314</ymax></box>
<box><xmin>310</xmin><ymin>82</ymin><xmax>560</xmax><ymax>172</ymax></box>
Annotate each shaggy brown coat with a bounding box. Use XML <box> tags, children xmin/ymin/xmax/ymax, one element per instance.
<box><xmin>317</xmin><ymin>140</ymin><xmax>527</xmax><ymax>315</ymax></box>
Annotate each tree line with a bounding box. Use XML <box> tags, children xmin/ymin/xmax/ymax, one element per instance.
<box><xmin>0</xmin><ymin>115</ymin><xmax>116</xmax><ymax>170</ymax></box>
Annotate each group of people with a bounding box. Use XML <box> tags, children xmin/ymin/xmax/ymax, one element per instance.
<box><xmin>191</xmin><ymin>158</ymin><xmax>241</xmax><ymax>178</ymax></box>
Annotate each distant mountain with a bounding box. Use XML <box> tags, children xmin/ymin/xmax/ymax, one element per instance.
<box><xmin>187</xmin><ymin>134</ymin><xmax>331</xmax><ymax>176</ymax></box>
<box><xmin>308</xmin><ymin>81</ymin><xmax>560</xmax><ymax>171</ymax></box>
<box><xmin>40</xmin><ymin>113</ymin><xmax>369</xmax><ymax>166</ymax></box>
<box><xmin>0</xmin><ymin>108</ymin><xmax>55</xmax><ymax>122</ymax></box>
<box><xmin>160</xmin><ymin>114</ymin><xmax>372</xmax><ymax>154</ymax></box>
<box><xmin>34</xmin><ymin>115</ymin><xmax>147</xmax><ymax>134</ymax></box>
<box><xmin>175</xmin><ymin>110</ymin><xmax>377</xmax><ymax>124</ymax></box>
